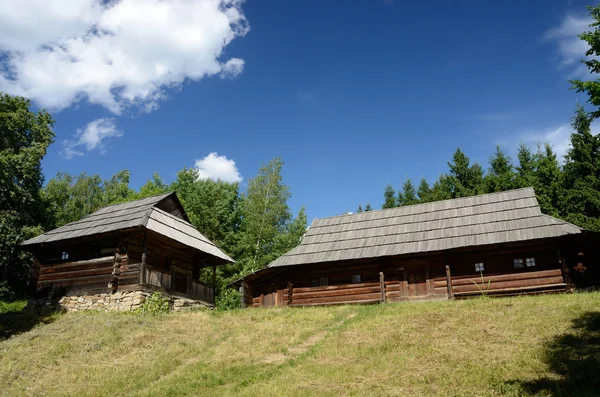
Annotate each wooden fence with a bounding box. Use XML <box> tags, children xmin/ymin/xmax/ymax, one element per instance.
<box><xmin>143</xmin><ymin>268</ymin><xmax>214</xmax><ymax>303</ymax></box>
<box><xmin>434</xmin><ymin>268</ymin><xmax>566</xmax><ymax>297</ymax></box>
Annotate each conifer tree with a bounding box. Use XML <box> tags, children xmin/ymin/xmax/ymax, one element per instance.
<box><xmin>485</xmin><ymin>146</ymin><xmax>515</xmax><ymax>193</ymax></box>
<box><xmin>382</xmin><ymin>184</ymin><xmax>397</xmax><ymax>209</ymax></box>
<box><xmin>417</xmin><ymin>178</ymin><xmax>432</xmax><ymax>203</ymax></box>
<box><xmin>399</xmin><ymin>179</ymin><xmax>418</xmax><ymax>206</ymax></box>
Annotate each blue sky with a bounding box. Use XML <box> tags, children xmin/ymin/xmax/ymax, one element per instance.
<box><xmin>0</xmin><ymin>0</ymin><xmax>597</xmax><ymax>222</ymax></box>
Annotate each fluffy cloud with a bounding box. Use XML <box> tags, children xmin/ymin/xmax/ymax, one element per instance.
<box><xmin>0</xmin><ymin>0</ymin><xmax>249</xmax><ymax>114</ymax></box>
<box><xmin>195</xmin><ymin>152</ymin><xmax>242</xmax><ymax>183</ymax></box>
<box><xmin>63</xmin><ymin>118</ymin><xmax>122</xmax><ymax>159</ymax></box>
<box><xmin>545</xmin><ymin>14</ymin><xmax>593</xmax><ymax>79</ymax></box>
<box><xmin>521</xmin><ymin>122</ymin><xmax>600</xmax><ymax>161</ymax></box>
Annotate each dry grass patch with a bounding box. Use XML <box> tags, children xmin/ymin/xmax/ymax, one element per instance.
<box><xmin>1</xmin><ymin>292</ymin><xmax>599</xmax><ymax>396</ymax></box>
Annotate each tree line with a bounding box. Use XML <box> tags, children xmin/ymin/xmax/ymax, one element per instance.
<box><xmin>376</xmin><ymin>104</ymin><xmax>600</xmax><ymax>232</ymax></box>
<box><xmin>0</xmin><ymin>93</ymin><xmax>306</xmax><ymax>304</ymax></box>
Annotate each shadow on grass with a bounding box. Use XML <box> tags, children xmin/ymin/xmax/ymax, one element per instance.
<box><xmin>508</xmin><ymin>311</ymin><xmax>600</xmax><ymax>396</ymax></box>
<box><xmin>0</xmin><ymin>300</ymin><xmax>62</xmax><ymax>340</ymax></box>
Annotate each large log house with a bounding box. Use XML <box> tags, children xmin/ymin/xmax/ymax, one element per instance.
<box><xmin>21</xmin><ymin>192</ymin><xmax>233</xmax><ymax>310</ymax></box>
<box><xmin>238</xmin><ymin>188</ymin><xmax>599</xmax><ymax>308</ymax></box>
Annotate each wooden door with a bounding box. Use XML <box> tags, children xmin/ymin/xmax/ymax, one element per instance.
<box><xmin>406</xmin><ymin>266</ymin><xmax>428</xmax><ymax>296</ymax></box>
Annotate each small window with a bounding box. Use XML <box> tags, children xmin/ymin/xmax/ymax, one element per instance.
<box><xmin>474</xmin><ymin>262</ymin><xmax>484</xmax><ymax>272</ymax></box>
<box><xmin>311</xmin><ymin>279</ymin><xmax>319</xmax><ymax>287</ymax></box>
<box><xmin>61</xmin><ymin>252</ymin><xmax>69</xmax><ymax>260</ymax></box>
<box><xmin>352</xmin><ymin>274</ymin><xmax>361</xmax><ymax>283</ymax></box>
<box><xmin>525</xmin><ymin>257</ymin><xmax>536</xmax><ymax>267</ymax></box>
<box><xmin>319</xmin><ymin>277</ymin><xmax>328</xmax><ymax>286</ymax></box>
<box><xmin>513</xmin><ymin>258</ymin><xmax>524</xmax><ymax>268</ymax></box>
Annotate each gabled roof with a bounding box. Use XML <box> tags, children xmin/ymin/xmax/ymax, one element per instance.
<box><xmin>22</xmin><ymin>192</ymin><xmax>234</xmax><ymax>263</ymax></box>
<box><xmin>268</xmin><ymin>188</ymin><xmax>581</xmax><ymax>268</ymax></box>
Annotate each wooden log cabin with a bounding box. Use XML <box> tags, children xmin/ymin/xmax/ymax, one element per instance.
<box><xmin>21</xmin><ymin>192</ymin><xmax>233</xmax><ymax>309</ymax></box>
<box><xmin>236</xmin><ymin>188</ymin><xmax>597</xmax><ymax>308</ymax></box>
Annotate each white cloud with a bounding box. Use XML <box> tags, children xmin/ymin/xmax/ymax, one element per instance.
<box><xmin>545</xmin><ymin>14</ymin><xmax>594</xmax><ymax>79</ymax></box>
<box><xmin>0</xmin><ymin>0</ymin><xmax>249</xmax><ymax>114</ymax></box>
<box><xmin>521</xmin><ymin>121</ymin><xmax>600</xmax><ymax>161</ymax></box>
<box><xmin>62</xmin><ymin>118</ymin><xmax>122</xmax><ymax>159</ymax></box>
<box><xmin>195</xmin><ymin>152</ymin><xmax>242</xmax><ymax>183</ymax></box>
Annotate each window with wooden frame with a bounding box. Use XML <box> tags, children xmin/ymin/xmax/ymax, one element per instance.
<box><xmin>525</xmin><ymin>257</ymin><xmax>536</xmax><ymax>267</ymax></box>
<box><xmin>61</xmin><ymin>252</ymin><xmax>69</xmax><ymax>261</ymax></box>
<box><xmin>513</xmin><ymin>258</ymin><xmax>525</xmax><ymax>268</ymax></box>
<box><xmin>352</xmin><ymin>274</ymin><xmax>361</xmax><ymax>283</ymax></box>
<box><xmin>311</xmin><ymin>279</ymin><xmax>319</xmax><ymax>287</ymax></box>
<box><xmin>319</xmin><ymin>277</ymin><xmax>328</xmax><ymax>286</ymax></box>
<box><xmin>474</xmin><ymin>262</ymin><xmax>484</xmax><ymax>272</ymax></box>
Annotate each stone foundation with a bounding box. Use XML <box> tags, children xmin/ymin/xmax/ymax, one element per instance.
<box><xmin>28</xmin><ymin>291</ymin><xmax>212</xmax><ymax>312</ymax></box>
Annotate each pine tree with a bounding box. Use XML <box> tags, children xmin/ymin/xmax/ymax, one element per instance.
<box><xmin>417</xmin><ymin>178</ymin><xmax>432</xmax><ymax>203</ymax></box>
<box><xmin>485</xmin><ymin>145</ymin><xmax>514</xmax><ymax>193</ymax></box>
<box><xmin>365</xmin><ymin>204</ymin><xmax>373</xmax><ymax>212</ymax></box>
<box><xmin>515</xmin><ymin>143</ymin><xmax>537</xmax><ymax>188</ymax></box>
<box><xmin>382</xmin><ymin>184</ymin><xmax>397</xmax><ymax>209</ymax></box>
<box><xmin>399</xmin><ymin>179</ymin><xmax>418</xmax><ymax>206</ymax></box>
<box><xmin>447</xmin><ymin>148</ymin><xmax>484</xmax><ymax>198</ymax></box>
<box><xmin>535</xmin><ymin>143</ymin><xmax>564</xmax><ymax>217</ymax></box>
<box><xmin>357</xmin><ymin>205</ymin><xmax>363</xmax><ymax>213</ymax></box>
<box><xmin>563</xmin><ymin>105</ymin><xmax>600</xmax><ymax>230</ymax></box>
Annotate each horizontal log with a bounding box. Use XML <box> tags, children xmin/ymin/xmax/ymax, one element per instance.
<box><xmin>448</xmin><ymin>269</ymin><xmax>562</xmax><ymax>287</ymax></box>
<box><xmin>40</xmin><ymin>256</ymin><xmax>114</xmax><ymax>274</ymax></box>
<box><xmin>292</xmin><ymin>286</ymin><xmax>381</xmax><ymax>299</ymax></box>
<box><xmin>454</xmin><ymin>283</ymin><xmax>566</xmax><ymax>296</ymax></box>
<box><xmin>452</xmin><ymin>276</ymin><xmax>565</xmax><ymax>293</ymax></box>
<box><xmin>385</xmin><ymin>284</ymin><xmax>401</xmax><ymax>292</ymax></box>
<box><xmin>291</xmin><ymin>298</ymin><xmax>380</xmax><ymax>307</ymax></box>
<box><xmin>37</xmin><ymin>273</ymin><xmax>112</xmax><ymax>287</ymax></box>
<box><xmin>39</xmin><ymin>266</ymin><xmax>113</xmax><ymax>281</ymax></box>
<box><xmin>292</xmin><ymin>292</ymin><xmax>381</xmax><ymax>305</ymax></box>
<box><xmin>292</xmin><ymin>282</ymin><xmax>379</xmax><ymax>294</ymax></box>
<box><xmin>384</xmin><ymin>280</ymin><xmax>401</xmax><ymax>286</ymax></box>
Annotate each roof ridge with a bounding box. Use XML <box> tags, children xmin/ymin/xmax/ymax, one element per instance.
<box><xmin>313</xmin><ymin>187</ymin><xmax>535</xmax><ymax>223</ymax></box>
<box><xmin>87</xmin><ymin>191</ymin><xmax>175</xmax><ymax>213</ymax></box>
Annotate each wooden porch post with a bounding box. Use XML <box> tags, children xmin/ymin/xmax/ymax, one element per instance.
<box><xmin>557</xmin><ymin>248</ymin><xmax>572</xmax><ymax>291</ymax></box>
<box><xmin>212</xmin><ymin>261</ymin><xmax>217</xmax><ymax>304</ymax></box>
<box><xmin>379</xmin><ymin>272</ymin><xmax>386</xmax><ymax>303</ymax></box>
<box><xmin>28</xmin><ymin>257</ymin><xmax>41</xmax><ymax>297</ymax></box>
<box><xmin>287</xmin><ymin>281</ymin><xmax>293</xmax><ymax>306</ymax></box>
<box><xmin>140</xmin><ymin>230</ymin><xmax>147</xmax><ymax>284</ymax></box>
<box><xmin>445</xmin><ymin>265</ymin><xmax>454</xmax><ymax>299</ymax></box>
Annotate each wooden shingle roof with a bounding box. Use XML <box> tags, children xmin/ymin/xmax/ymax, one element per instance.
<box><xmin>22</xmin><ymin>192</ymin><xmax>233</xmax><ymax>263</ymax></box>
<box><xmin>268</xmin><ymin>188</ymin><xmax>581</xmax><ymax>268</ymax></box>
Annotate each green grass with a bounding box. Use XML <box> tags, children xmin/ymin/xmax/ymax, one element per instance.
<box><xmin>1</xmin><ymin>292</ymin><xmax>599</xmax><ymax>396</ymax></box>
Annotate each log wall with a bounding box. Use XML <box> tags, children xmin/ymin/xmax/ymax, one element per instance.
<box><xmin>246</xmin><ymin>238</ymin><xmax>571</xmax><ymax>307</ymax></box>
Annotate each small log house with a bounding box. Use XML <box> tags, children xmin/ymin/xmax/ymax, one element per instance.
<box><xmin>21</xmin><ymin>192</ymin><xmax>233</xmax><ymax>309</ymax></box>
<box><xmin>237</xmin><ymin>188</ymin><xmax>599</xmax><ymax>308</ymax></box>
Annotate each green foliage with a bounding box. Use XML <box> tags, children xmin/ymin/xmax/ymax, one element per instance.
<box><xmin>399</xmin><ymin>179</ymin><xmax>418</xmax><ymax>206</ymax></box>
<box><xmin>569</xmin><ymin>5</ymin><xmax>600</xmax><ymax>119</ymax></box>
<box><xmin>0</xmin><ymin>94</ymin><xmax>54</xmax><ymax>299</ymax></box>
<box><xmin>447</xmin><ymin>148</ymin><xmax>484</xmax><ymax>198</ymax></box>
<box><xmin>382</xmin><ymin>184</ymin><xmax>396</xmax><ymax>208</ymax></box>
<box><xmin>515</xmin><ymin>143</ymin><xmax>536</xmax><ymax>188</ymax></box>
<box><xmin>417</xmin><ymin>178</ymin><xmax>432</xmax><ymax>203</ymax></box>
<box><xmin>136</xmin><ymin>293</ymin><xmax>170</xmax><ymax>315</ymax></box>
<box><xmin>484</xmin><ymin>146</ymin><xmax>514</xmax><ymax>193</ymax></box>
<box><xmin>356</xmin><ymin>204</ymin><xmax>363</xmax><ymax>213</ymax></box>
<box><xmin>563</xmin><ymin>105</ymin><xmax>600</xmax><ymax>230</ymax></box>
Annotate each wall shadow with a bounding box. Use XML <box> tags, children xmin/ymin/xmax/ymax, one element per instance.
<box><xmin>510</xmin><ymin>311</ymin><xmax>600</xmax><ymax>396</ymax></box>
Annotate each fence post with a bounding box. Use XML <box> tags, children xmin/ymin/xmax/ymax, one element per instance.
<box><xmin>379</xmin><ymin>272</ymin><xmax>386</xmax><ymax>303</ymax></box>
<box><xmin>445</xmin><ymin>265</ymin><xmax>454</xmax><ymax>300</ymax></box>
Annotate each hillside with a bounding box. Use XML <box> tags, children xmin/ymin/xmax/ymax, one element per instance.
<box><xmin>1</xmin><ymin>293</ymin><xmax>599</xmax><ymax>397</ymax></box>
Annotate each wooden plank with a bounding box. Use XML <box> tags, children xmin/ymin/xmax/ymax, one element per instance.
<box><xmin>39</xmin><ymin>266</ymin><xmax>114</xmax><ymax>281</ymax></box>
<box><xmin>454</xmin><ymin>283</ymin><xmax>567</xmax><ymax>296</ymax></box>
<box><xmin>292</xmin><ymin>286</ymin><xmax>381</xmax><ymax>299</ymax></box>
<box><xmin>449</xmin><ymin>269</ymin><xmax>563</xmax><ymax>287</ymax></box>
<box><xmin>291</xmin><ymin>298</ymin><xmax>380</xmax><ymax>307</ymax></box>
<box><xmin>379</xmin><ymin>272</ymin><xmax>386</xmax><ymax>302</ymax></box>
<box><xmin>446</xmin><ymin>265</ymin><xmax>453</xmax><ymax>299</ymax></box>
<box><xmin>292</xmin><ymin>292</ymin><xmax>381</xmax><ymax>305</ymax></box>
<box><xmin>292</xmin><ymin>282</ymin><xmax>379</xmax><ymax>293</ymax></box>
<box><xmin>452</xmin><ymin>276</ymin><xmax>566</xmax><ymax>293</ymax></box>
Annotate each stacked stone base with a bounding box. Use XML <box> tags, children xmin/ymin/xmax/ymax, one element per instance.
<box><xmin>28</xmin><ymin>290</ymin><xmax>212</xmax><ymax>312</ymax></box>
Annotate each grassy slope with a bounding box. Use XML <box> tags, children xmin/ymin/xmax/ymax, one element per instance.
<box><xmin>1</xmin><ymin>292</ymin><xmax>599</xmax><ymax>397</ymax></box>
